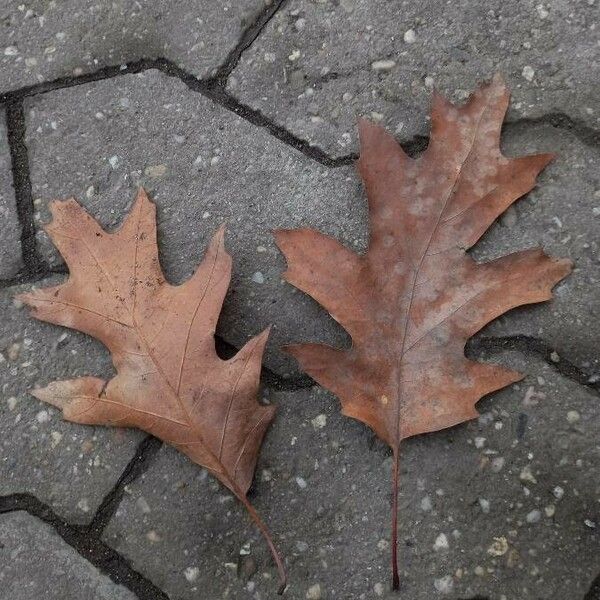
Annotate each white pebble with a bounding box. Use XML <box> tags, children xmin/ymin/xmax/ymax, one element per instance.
<box><xmin>522</xmin><ymin>65</ymin><xmax>535</xmax><ymax>82</ymax></box>
<box><xmin>433</xmin><ymin>533</ymin><xmax>449</xmax><ymax>551</ymax></box>
<box><xmin>296</xmin><ymin>476</ymin><xmax>307</xmax><ymax>489</ymax></box>
<box><xmin>184</xmin><ymin>566</ymin><xmax>199</xmax><ymax>582</ymax></box>
<box><xmin>536</xmin><ymin>3</ymin><xmax>549</xmax><ymax>18</ymax></box>
<box><xmin>36</xmin><ymin>410</ymin><xmax>50</xmax><ymax>423</ymax></box>
<box><xmin>526</xmin><ymin>509</ymin><xmax>541</xmax><ymax>523</ymax></box>
<box><xmin>108</xmin><ymin>155</ymin><xmax>120</xmax><ymax>169</ymax></box>
<box><xmin>374</xmin><ymin>582</ymin><xmax>384</xmax><ymax>596</ymax></box>
<box><xmin>77</xmin><ymin>498</ymin><xmax>90</xmax><ymax>512</ymax></box>
<box><xmin>371</xmin><ymin>59</ymin><xmax>396</xmax><ymax>71</ymax></box>
<box><xmin>7</xmin><ymin>397</ymin><xmax>17</xmax><ymax>411</ymax></box>
<box><xmin>306</xmin><ymin>583</ymin><xmax>322</xmax><ymax>599</ymax></box>
<box><xmin>420</xmin><ymin>495</ymin><xmax>432</xmax><ymax>511</ymax></box>
<box><xmin>311</xmin><ymin>414</ymin><xmax>327</xmax><ymax>429</ymax></box>
<box><xmin>553</xmin><ymin>486</ymin><xmax>565</xmax><ymax>500</ymax></box>
<box><xmin>520</xmin><ymin>465</ymin><xmax>537</xmax><ymax>484</ymax></box>
<box><xmin>403</xmin><ymin>29</ymin><xmax>416</xmax><ymax>44</ymax></box>
<box><xmin>566</xmin><ymin>410</ymin><xmax>580</xmax><ymax>424</ymax></box>
<box><xmin>251</xmin><ymin>272</ymin><xmax>264</xmax><ymax>284</ymax></box>
<box><xmin>433</xmin><ymin>575</ymin><xmax>454</xmax><ymax>594</ymax></box>
<box><xmin>474</xmin><ymin>436</ymin><xmax>486</xmax><ymax>449</ymax></box>
<box><xmin>491</xmin><ymin>457</ymin><xmax>505</xmax><ymax>473</ymax></box>
<box><xmin>479</xmin><ymin>498</ymin><xmax>490</xmax><ymax>513</ymax></box>
<box><xmin>4</xmin><ymin>46</ymin><xmax>18</xmax><ymax>56</ymax></box>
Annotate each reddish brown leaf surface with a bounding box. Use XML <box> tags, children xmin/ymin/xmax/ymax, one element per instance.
<box><xmin>20</xmin><ymin>189</ymin><xmax>286</xmax><ymax>592</ymax></box>
<box><xmin>275</xmin><ymin>75</ymin><xmax>571</xmax><ymax>589</ymax></box>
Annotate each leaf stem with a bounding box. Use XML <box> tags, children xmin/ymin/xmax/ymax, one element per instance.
<box><xmin>391</xmin><ymin>446</ymin><xmax>400</xmax><ymax>590</ymax></box>
<box><xmin>238</xmin><ymin>493</ymin><xmax>287</xmax><ymax>594</ymax></box>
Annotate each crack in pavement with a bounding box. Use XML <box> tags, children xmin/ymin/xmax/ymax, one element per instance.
<box><xmin>0</xmin><ymin>6</ymin><xmax>599</xmax><ymax>594</ymax></box>
<box><xmin>88</xmin><ymin>435</ymin><xmax>162</xmax><ymax>537</ymax></box>
<box><xmin>207</xmin><ymin>0</ymin><xmax>290</xmax><ymax>87</ymax></box>
<box><xmin>4</xmin><ymin>100</ymin><xmax>47</xmax><ymax>276</ymax></box>
<box><xmin>0</xmin><ymin>57</ymin><xmax>350</xmax><ymax>168</ymax></box>
<box><xmin>469</xmin><ymin>335</ymin><xmax>599</xmax><ymax>396</ymax></box>
<box><xmin>0</xmin><ymin>492</ymin><xmax>170</xmax><ymax>600</ymax></box>
<box><xmin>585</xmin><ymin>573</ymin><xmax>600</xmax><ymax>600</ymax></box>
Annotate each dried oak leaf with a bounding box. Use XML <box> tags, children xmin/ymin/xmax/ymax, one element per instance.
<box><xmin>275</xmin><ymin>75</ymin><xmax>571</xmax><ymax>589</ymax></box>
<box><xmin>20</xmin><ymin>189</ymin><xmax>286</xmax><ymax>592</ymax></box>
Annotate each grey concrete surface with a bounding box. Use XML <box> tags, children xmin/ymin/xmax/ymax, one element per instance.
<box><xmin>0</xmin><ymin>511</ymin><xmax>137</xmax><ymax>599</ymax></box>
<box><xmin>24</xmin><ymin>70</ymin><xmax>600</xmax><ymax>377</ymax></box>
<box><xmin>0</xmin><ymin>280</ymin><xmax>144</xmax><ymax>522</ymax></box>
<box><xmin>103</xmin><ymin>352</ymin><xmax>600</xmax><ymax>599</ymax></box>
<box><xmin>0</xmin><ymin>109</ymin><xmax>23</xmax><ymax>277</ymax></box>
<box><xmin>229</xmin><ymin>0</ymin><xmax>600</xmax><ymax>158</ymax></box>
<box><xmin>24</xmin><ymin>68</ymin><xmax>365</xmax><ymax>376</ymax></box>
<box><xmin>0</xmin><ymin>0</ymin><xmax>266</xmax><ymax>90</ymax></box>
<box><xmin>0</xmin><ymin>1</ymin><xmax>599</xmax><ymax>599</ymax></box>
<box><xmin>473</xmin><ymin>121</ymin><xmax>600</xmax><ymax>374</ymax></box>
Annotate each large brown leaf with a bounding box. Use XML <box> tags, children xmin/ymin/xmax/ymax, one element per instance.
<box><xmin>20</xmin><ymin>189</ymin><xmax>286</xmax><ymax>592</ymax></box>
<box><xmin>275</xmin><ymin>75</ymin><xmax>571</xmax><ymax>589</ymax></box>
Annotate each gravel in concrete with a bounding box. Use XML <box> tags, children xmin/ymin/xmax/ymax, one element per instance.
<box><xmin>23</xmin><ymin>68</ymin><xmax>366</xmax><ymax>376</ymax></box>
<box><xmin>103</xmin><ymin>351</ymin><xmax>600</xmax><ymax>599</ymax></box>
<box><xmin>0</xmin><ymin>280</ymin><xmax>143</xmax><ymax>522</ymax></box>
<box><xmin>229</xmin><ymin>0</ymin><xmax>600</xmax><ymax>158</ymax></box>
<box><xmin>473</xmin><ymin>121</ymin><xmax>600</xmax><ymax>375</ymax></box>
<box><xmin>0</xmin><ymin>511</ymin><xmax>136</xmax><ymax>599</ymax></box>
<box><xmin>0</xmin><ymin>109</ymin><xmax>23</xmax><ymax>278</ymax></box>
<box><xmin>0</xmin><ymin>0</ymin><xmax>266</xmax><ymax>90</ymax></box>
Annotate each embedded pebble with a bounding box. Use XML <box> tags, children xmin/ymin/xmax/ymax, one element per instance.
<box><xmin>144</xmin><ymin>164</ymin><xmax>167</xmax><ymax>178</ymax></box>
<box><xmin>296</xmin><ymin>541</ymin><xmax>309</xmax><ymax>552</ymax></box>
<box><xmin>184</xmin><ymin>566</ymin><xmax>199</xmax><ymax>583</ymax></box>
<box><xmin>403</xmin><ymin>29</ymin><xmax>416</xmax><ymax>43</ymax></box>
<box><xmin>371</xmin><ymin>59</ymin><xmax>396</xmax><ymax>71</ymax></box>
<box><xmin>522</xmin><ymin>65</ymin><xmax>535</xmax><ymax>81</ymax></box>
<box><xmin>526</xmin><ymin>509</ymin><xmax>542</xmax><ymax>524</ymax></box>
<box><xmin>374</xmin><ymin>582</ymin><xmax>384</xmax><ymax>596</ymax></box>
<box><xmin>479</xmin><ymin>498</ymin><xmax>491</xmax><ymax>513</ymax></box>
<box><xmin>433</xmin><ymin>575</ymin><xmax>454</xmax><ymax>594</ymax></box>
<box><xmin>296</xmin><ymin>476</ymin><xmax>308</xmax><ymax>489</ymax></box>
<box><xmin>553</xmin><ymin>486</ymin><xmax>565</xmax><ymax>500</ymax></box>
<box><xmin>420</xmin><ymin>495</ymin><xmax>433</xmax><ymax>511</ymax></box>
<box><xmin>36</xmin><ymin>410</ymin><xmax>50</xmax><ymax>424</ymax></box>
<box><xmin>520</xmin><ymin>465</ymin><xmax>537</xmax><ymax>484</ymax></box>
<box><xmin>7</xmin><ymin>342</ymin><xmax>22</xmax><ymax>361</ymax></box>
<box><xmin>491</xmin><ymin>457</ymin><xmax>505</xmax><ymax>473</ymax></box>
<box><xmin>251</xmin><ymin>272</ymin><xmax>265</xmax><ymax>284</ymax></box>
<box><xmin>566</xmin><ymin>410</ymin><xmax>580</xmax><ymax>424</ymax></box>
<box><xmin>433</xmin><ymin>533</ymin><xmax>449</xmax><ymax>551</ymax></box>
<box><xmin>487</xmin><ymin>536</ymin><xmax>509</xmax><ymax>556</ymax></box>
<box><xmin>306</xmin><ymin>583</ymin><xmax>322</xmax><ymax>599</ymax></box>
<box><xmin>311</xmin><ymin>414</ymin><xmax>327</xmax><ymax>430</ymax></box>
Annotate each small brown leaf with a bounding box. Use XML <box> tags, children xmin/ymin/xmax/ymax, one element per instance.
<box><xmin>21</xmin><ymin>189</ymin><xmax>286</xmax><ymax>592</ymax></box>
<box><xmin>275</xmin><ymin>75</ymin><xmax>571</xmax><ymax>589</ymax></box>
